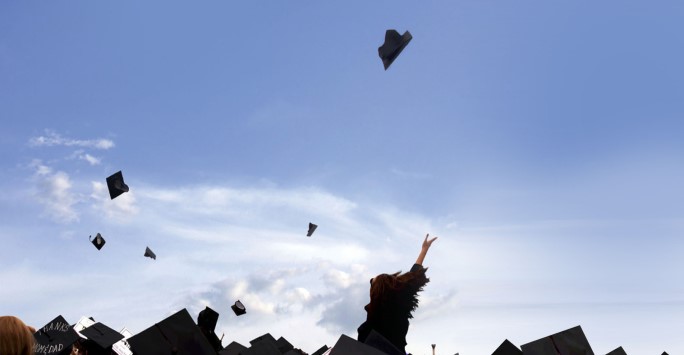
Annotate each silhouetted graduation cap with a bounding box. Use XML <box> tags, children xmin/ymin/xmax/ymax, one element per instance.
<box><xmin>218</xmin><ymin>341</ymin><xmax>248</xmax><ymax>355</ymax></box>
<box><xmin>127</xmin><ymin>308</ymin><xmax>215</xmax><ymax>355</ymax></box>
<box><xmin>80</xmin><ymin>322</ymin><xmax>125</xmax><ymax>353</ymax></box>
<box><xmin>90</xmin><ymin>233</ymin><xmax>106</xmax><ymax>250</ymax></box>
<box><xmin>520</xmin><ymin>325</ymin><xmax>594</xmax><ymax>355</ymax></box>
<box><xmin>312</xmin><ymin>345</ymin><xmax>330</xmax><ymax>355</ymax></box>
<box><xmin>144</xmin><ymin>246</ymin><xmax>156</xmax><ymax>260</ymax></box>
<box><xmin>307</xmin><ymin>222</ymin><xmax>317</xmax><ymax>237</ymax></box>
<box><xmin>661</xmin><ymin>352</ymin><xmax>669</xmax><ymax>355</ymax></box>
<box><xmin>33</xmin><ymin>315</ymin><xmax>80</xmax><ymax>355</ymax></box>
<box><xmin>106</xmin><ymin>171</ymin><xmax>129</xmax><ymax>200</ymax></box>
<box><xmin>231</xmin><ymin>300</ymin><xmax>246</xmax><ymax>316</ymax></box>
<box><xmin>276</xmin><ymin>336</ymin><xmax>294</xmax><ymax>353</ymax></box>
<box><xmin>605</xmin><ymin>346</ymin><xmax>627</xmax><ymax>355</ymax></box>
<box><xmin>492</xmin><ymin>339</ymin><xmax>522</xmax><ymax>355</ymax></box>
<box><xmin>330</xmin><ymin>334</ymin><xmax>386</xmax><ymax>355</ymax></box>
<box><xmin>242</xmin><ymin>333</ymin><xmax>280</xmax><ymax>355</ymax></box>
<box><xmin>378</xmin><ymin>30</ymin><xmax>413</xmax><ymax>70</ymax></box>
<box><xmin>363</xmin><ymin>329</ymin><xmax>403</xmax><ymax>355</ymax></box>
<box><xmin>197</xmin><ymin>306</ymin><xmax>221</xmax><ymax>351</ymax></box>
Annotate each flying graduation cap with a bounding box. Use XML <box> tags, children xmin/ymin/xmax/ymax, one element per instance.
<box><xmin>231</xmin><ymin>300</ymin><xmax>246</xmax><ymax>316</ymax></box>
<box><xmin>80</xmin><ymin>322</ymin><xmax>125</xmax><ymax>354</ymax></box>
<box><xmin>106</xmin><ymin>171</ymin><xmax>129</xmax><ymax>200</ymax></box>
<box><xmin>197</xmin><ymin>306</ymin><xmax>221</xmax><ymax>352</ymax></box>
<box><xmin>90</xmin><ymin>233</ymin><xmax>106</xmax><ymax>250</ymax></box>
<box><xmin>378</xmin><ymin>30</ymin><xmax>412</xmax><ymax>70</ymax></box>
<box><xmin>33</xmin><ymin>315</ymin><xmax>80</xmax><ymax>355</ymax></box>
<box><xmin>144</xmin><ymin>246</ymin><xmax>156</xmax><ymax>260</ymax></box>
<box><xmin>307</xmin><ymin>223</ymin><xmax>317</xmax><ymax>237</ymax></box>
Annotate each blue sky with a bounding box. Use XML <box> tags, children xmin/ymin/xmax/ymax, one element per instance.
<box><xmin>1</xmin><ymin>1</ymin><xmax>683</xmax><ymax>354</ymax></box>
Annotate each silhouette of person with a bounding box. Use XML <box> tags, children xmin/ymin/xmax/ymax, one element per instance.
<box><xmin>358</xmin><ymin>234</ymin><xmax>438</xmax><ymax>353</ymax></box>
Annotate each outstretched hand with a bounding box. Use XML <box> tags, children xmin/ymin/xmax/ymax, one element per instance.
<box><xmin>422</xmin><ymin>233</ymin><xmax>438</xmax><ymax>250</ymax></box>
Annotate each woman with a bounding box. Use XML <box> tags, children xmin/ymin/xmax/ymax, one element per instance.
<box><xmin>0</xmin><ymin>316</ymin><xmax>35</xmax><ymax>355</ymax></box>
<box><xmin>358</xmin><ymin>234</ymin><xmax>438</xmax><ymax>354</ymax></box>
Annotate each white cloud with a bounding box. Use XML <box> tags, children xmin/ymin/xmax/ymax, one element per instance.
<box><xmin>81</xmin><ymin>153</ymin><xmax>101</xmax><ymax>166</ymax></box>
<box><xmin>30</xmin><ymin>160</ymin><xmax>79</xmax><ymax>223</ymax></box>
<box><xmin>90</xmin><ymin>181</ymin><xmax>138</xmax><ymax>221</ymax></box>
<box><xmin>29</xmin><ymin>130</ymin><xmax>114</xmax><ymax>150</ymax></box>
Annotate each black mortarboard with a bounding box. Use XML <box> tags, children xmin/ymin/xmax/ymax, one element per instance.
<box><xmin>492</xmin><ymin>339</ymin><xmax>522</xmax><ymax>355</ymax></box>
<box><xmin>363</xmin><ymin>329</ymin><xmax>403</xmax><ymax>355</ymax></box>
<box><xmin>197</xmin><ymin>306</ymin><xmax>221</xmax><ymax>351</ymax></box>
<box><xmin>144</xmin><ymin>246</ymin><xmax>157</xmax><ymax>260</ymax></box>
<box><xmin>330</xmin><ymin>334</ymin><xmax>386</xmax><ymax>355</ymax></box>
<box><xmin>276</xmin><ymin>336</ymin><xmax>294</xmax><ymax>353</ymax></box>
<box><xmin>312</xmin><ymin>345</ymin><xmax>330</xmax><ymax>355</ymax></box>
<box><xmin>378</xmin><ymin>30</ymin><xmax>412</xmax><ymax>70</ymax></box>
<box><xmin>249</xmin><ymin>333</ymin><xmax>277</xmax><ymax>347</ymax></box>
<box><xmin>106</xmin><ymin>171</ymin><xmax>129</xmax><ymax>200</ymax></box>
<box><xmin>307</xmin><ymin>223</ymin><xmax>317</xmax><ymax>237</ymax></box>
<box><xmin>231</xmin><ymin>300</ymin><xmax>246</xmax><ymax>316</ymax></box>
<box><xmin>90</xmin><ymin>233</ymin><xmax>106</xmax><ymax>250</ymax></box>
<box><xmin>218</xmin><ymin>341</ymin><xmax>248</xmax><ymax>355</ymax></box>
<box><xmin>80</xmin><ymin>322</ymin><xmax>125</xmax><ymax>354</ymax></box>
<box><xmin>33</xmin><ymin>315</ymin><xmax>79</xmax><ymax>355</ymax></box>
<box><xmin>605</xmin><ymin>346</ymin><xmax>627</xmax><ymax>355</ymax></box>
<box><xmin>127</xmin><ymin>308</ymin><xmax>215</xmax><ymax>355</ymax></box>
<box><xmin>520</xmin><ymin>325</ymin><xmax>594</xmax><ymax>355</ymax></box>
<box><xmin>661</xmin><ymin>352</ymin><xmax>669</xmax><ymax>355</ymax></box>
<box><xmin>242</xmin><ymin>341</ymin><xmax>281</xmax><ymax>355</ymax></box>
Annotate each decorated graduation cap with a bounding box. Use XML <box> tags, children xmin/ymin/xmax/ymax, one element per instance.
<box><xmin>307</xmin><ymin>223</ymin><xmax>317</xmax><ymax>237</ymax></box>
<box><xmin>491</xmin><ymin>339</ymin><xmax>522</xmax><ymax>355</ymax></box>
<box><xmin>330</xmin><ymin>334</ymin><xmax>386</xmax><ymax>355</ymax></box>
<box><xmin>231</xmin><ymin>300</ymin><xmax>246</xmax><ymax>316</ymax></box>
<box><xmin>144</xmin><ymin>246</ymin><xmax>156</xmax><ymax>260</ymax></box>
<box><xmin>606</xmin><ymin>346</ymin><xmax>627</xmax><ymax>355</ymax></box>
<box><xmin>90</xmin><ymin>233</ymin><xmax>106</xmax><ymax>250</ymax></box>
<box><xmin>520</xmin><ymin>325</ymin><xmax>594</xmax><ymax>355</ymax></box>
<box><xmin>80</xmin><ymin>322</ymin><xmax>125</xmax><ymax>353</ymax></box>
<box><xmin>378</xmin><ymin>30</ymin><xmax>412</xmax><ymax>70</ymax></box>
<box><xmin>106</xmin><ymin>171</ymin><xmax>129</xmax><ymax>200</ymax></box>
<box><xmin>127</xmin><ymin>308</ymin><xmax>215</xmax><ymax>355</ymax></box>
<box><xmin>33</xmin><ymin>315</ymin><xmax>79</xmax><ymax>355</ymax></box>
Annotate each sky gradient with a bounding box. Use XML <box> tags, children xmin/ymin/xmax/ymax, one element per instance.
<box><xmin>1</xmin><ymin>1</ymin><xmax>683</xmax><ymax>354</ymax></box>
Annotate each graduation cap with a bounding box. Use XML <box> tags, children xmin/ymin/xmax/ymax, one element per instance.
<box><xmin>330</xmin><ymin>334</ymin><xmax>386</xmax><ymax>355</ymax></box>
<box><xmin>605</xmin><ymin>347</ymin><xmax>627</xmax><ymax>355</ymax></box>
<box><xmin>144</xmin><ymin>246</ymin><xmax>157</xmax><ymax>260</ymax></box>
<box><xmin>218</xmin><ymin>341</ymin><xmax>248</xmax><ymax>355</ymax></box>
<box><xmin>312</xmin><ymin>345</ymin><xmax>330</xmax><ymax>355</ymax></box>
<box><xmin>378</xmin><ymin>30</ymin><xmax>413</xmax><ymax>70</ymax></box>
<box><xmin>276</xmin><ymin>336</ymin><xmax>294</xmax><ymax>353</ymax></box>
<box><xmin>80</xmin><ymin>322</ymin><xmax>125</xmax><ymax>354</ymax></box>
<box><xmin>363</xmin><ymin>329</ymin><xmax>403</xmax><ymax>355</ymax></box>
<box><xmin>492</xmin><ymin>339</ymin><xmax>522</xmax><ymax>355</ymax></box>
<box><xmin>307</xmin><ymin>223</ymin><xmax>317</xmax><ymax>237</ymax></box>
<box><xmin>231</xmin><ymin>300</ymin><xmax>246</xmax><ymax>316</ymax></box>
<box><xmin>520</xmin><ymin>325</ymin><xmax>594</xmax><ymax>355</ymax></box>
<box><xmin>197</xmin><ymin>306</ymin><xmax>221</xmax><ymax>351</ymax></box>
<box><xmin>106</xmin><ymin>170</ymin><xmax>129</xmax><ymax>200</ymax></box>
<box><xmin>127</xmin><ymin>308</ymin><xmax>216</xmax><ymax>355</ymax></box>
<box><xmin>33</xmin><ymin>315</ymin><xmax>79</xmax><ymax>355</ymax></box>
<box><xmin>90</xmin><ymin>233</ymin><xmax>106</xmax><ymax>250</ymax></box>
<box><xmin>242</xmin><ymin>341</ymin><xmax>281</xmax><ymax>355</ymax></box>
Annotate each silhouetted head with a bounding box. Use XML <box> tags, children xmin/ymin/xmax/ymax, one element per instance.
<box><xmin>368</xmin><ymin>268</ymin><xmax>429</xmax><ymax>317</ymax></box>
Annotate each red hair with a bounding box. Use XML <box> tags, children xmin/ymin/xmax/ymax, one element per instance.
<box><xmin>0</xmin><ymin>316</ymin><xmax>34</xmax><ymax>355</ymax></box>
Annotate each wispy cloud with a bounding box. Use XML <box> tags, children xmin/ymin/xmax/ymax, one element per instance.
<box><xmin>29</xmin><ymin>160</ymin><xmax>79</xmax><ymax>223</ymax></box>
<box><xmin>29</xmin><ymin>130</ymin><xmax>114</xmax><ymax>150</ymax></box>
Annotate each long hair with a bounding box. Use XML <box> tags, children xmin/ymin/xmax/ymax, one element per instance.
<box><xmin>368</xmin><ymin>267</ymin><xmax>429</xmax><ymax>319</ymax></box>
<box><xmin>0</xmin><ymin>316</ymin><xmax>35</xmax><ymax>355</ymax></box>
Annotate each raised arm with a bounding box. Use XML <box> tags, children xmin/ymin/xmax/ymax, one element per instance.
<box><xmin>415</xmin><ymin>233</ymin><xmax>438</xmax><ymax>266</ymax></box>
